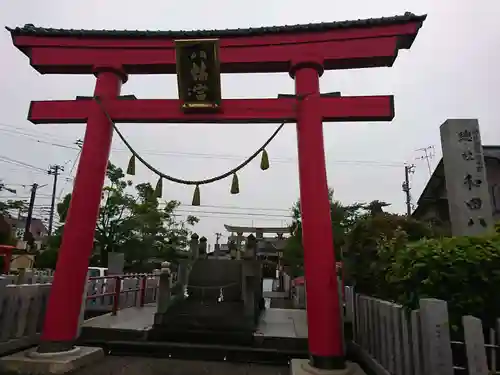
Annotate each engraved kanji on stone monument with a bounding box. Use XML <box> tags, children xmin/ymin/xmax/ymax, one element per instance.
<box><xmin>440</xmin><ymin>119</ymin><xmax>493</xmax><ymax>236</ymax></box>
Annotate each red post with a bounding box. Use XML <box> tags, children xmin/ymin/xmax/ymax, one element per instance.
<box><xmin>291</xmin><ymin>61</ymin><xmax>345</xmax><ymax>369</ymax></box>
<box><xmin>38</xmin><ymin>67</ymin><xmax>126</xmax><ymax>353</ymax></box>
<box><xmin>112</xmin><ymin>276</ymin><xmax>121</xmax><ymax>316</ymax></box>
<box><xmin>0</xmin><ymin>246</ymin><xmax>14</xmax><ymax>274</ymax></box>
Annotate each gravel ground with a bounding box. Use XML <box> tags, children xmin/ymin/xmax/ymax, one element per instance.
<box><xmin>70</xmin><ymin>357</ymin><xmax>289</xmax><ymax>375</ymax></box>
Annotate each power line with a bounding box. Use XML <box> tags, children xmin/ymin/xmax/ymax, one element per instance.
<box><xmin>0</xmin><ymin>155</ymin><xmax>47</xmax><ymax>173</ymax></box>
<box><xmin>0</xmin><ymin>123</ymin><xmax>404</xmax><ymax>168</ymax></box>
<box><xmin>173</xmin><ymin>213</ymin><xmax>290</xmax><ymax>222</ymax></box>
<box><xmin>0</xmin><ymin>193</ymin><xmax>53</xmax><ymax>199</ymax></box>
<box><xmin>0</xmin><ymin>182</ymin><xmax>17</xmax><ymax>194</ymax></box>
<box><xmin>58</xmin><ymin>149</ymin><xmax>81</xmax><ymax>200</ymax></box>
<box><xmin>175</xmin><ymin>209</ymin><xmax>289</xmax><ymax>218</ymax></box>
<box><xmin>0</xmin><ymin>183</ymin><xmax>31</xmax><ymax>187</ymax></box>
<box><xmin>0</xmin><ymin>128</ymin><xmax>78</xmax><ymax>150</ymax></box>
<box><xmin>0</xmin><ymin>155</ymin><xmax>74</xmax><ymax>180</ymax></box>
<box><xmin>1</xmin><ymin>165</ymin><xmax>70</xmax><ymax>179</ymax></box>
<box><xmin>161</xmin><ymin>202</ymin><xmax>291</xmax><ymax>212</ymax></box>
<box><xmin>0</xmin><ymin>122</ymin><xmax>73</xmax><ymax>140</ymax></box>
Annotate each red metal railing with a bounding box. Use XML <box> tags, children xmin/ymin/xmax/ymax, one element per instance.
<box><xmin>87</xmin><ymin>274</ymin><xmax>154</xmax><ymax>316</ymax></box>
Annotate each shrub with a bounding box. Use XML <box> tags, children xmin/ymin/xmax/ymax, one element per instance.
<box><xmin>344</xmin><ymin>213</ymin><xmax>436</xmax><ymax>295</ymax></box>
<box><xmin>379</xmin><ymin>230</ymin><xmax>500</xmax><ymax>328</ymax></box>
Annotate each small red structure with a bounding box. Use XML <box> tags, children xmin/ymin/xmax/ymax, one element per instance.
<box><xmin>292</xmin><ymin>276</ymin><xmax>305</xmax><ymax>287</ymax></box>
<box><xmin>7</xmin><ymin>13</ymin><xmax>425</xmax><ymax>369</ymax></box>
<box><xmin>0</xmin><ymin>245</ymin><xmax>14</xmax><ymax>274</ymax></box>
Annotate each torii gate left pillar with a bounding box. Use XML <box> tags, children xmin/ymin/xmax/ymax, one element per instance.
<box><xmin>38</xmin><ymin>66</ymin><xmax>127</xmax><ymax>354</ymax></box>
<box><xmin>8</xmin><ymin>14</ymin><xmax>425</xmax><ymax>370</ymax></box>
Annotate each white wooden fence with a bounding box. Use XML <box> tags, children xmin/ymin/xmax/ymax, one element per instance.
<box><xmin>345</xmin><ymin>286</ymin><xmax>499</xmax><ymax>375</ymax></box>
<box><xmin>0</xmin><ymin>271</ymin><xmax>159</xmax><ymax>355</ymax></box>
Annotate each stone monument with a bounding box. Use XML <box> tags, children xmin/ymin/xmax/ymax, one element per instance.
<box><xmin>107</xmin><ymin>252</ymin><xmax>125</xmax><ymax>275</ymax></box>
<box><xmin>440</xmin><ymin>119</ymin><xmax>494</xmax><ymax>236</ymax></box>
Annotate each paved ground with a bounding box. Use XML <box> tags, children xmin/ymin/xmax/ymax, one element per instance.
<box><xmin>71</xmin><ymin>357</ymin><xmax>289</xmax><ymax>375</ymax></box>
<box><xmin>84</xmin><ymin>305</ymin><xmax>308</xmax><ymax>339</ymax></box>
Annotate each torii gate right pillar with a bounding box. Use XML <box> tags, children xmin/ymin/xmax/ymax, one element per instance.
<box><xmin>291</xmin><ymin>59</ymin><xmax>344</xmax><ymax>369</ymax></box>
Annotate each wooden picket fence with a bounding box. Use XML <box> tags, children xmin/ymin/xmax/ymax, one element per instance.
<box><xmin>345</xmin><ymin>286</ymin><xmax>498</xmax><ymax>375</ymax></box>
<box><xmin>0</xmin><ymin>272</ymin><xmax>160</xmax><ymax>356</ymax></box>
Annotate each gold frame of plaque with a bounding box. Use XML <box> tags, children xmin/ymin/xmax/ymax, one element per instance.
<box><xmin>175</xmin><ymin>38</ymin><xmax>222</xmax><ymax>111</ymax></box>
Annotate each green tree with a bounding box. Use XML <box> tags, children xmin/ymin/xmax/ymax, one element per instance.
<box><xmin>0</xmin><ymin>200</ymin><xmax>27</xmax><ymax>248</ymax></box>
<box><xmin>94</xmin><ymin>163</ymin><xmax>137</xmax><ymax>266</ymax></box>
<box><xmin>47</xmin><ymin>162</ymin><xmax>199</xmax><ymax>270</ymax></box>
<box><xmin>0</xmin><ymin>199</ymin><xmax>26</xmax><ymax>217</ymax></box>
<box><xmin>283</xmin><ymin>189</ymin><xmax>367</xmax><ymax>276</ymax></box>
<box><xmin>120</xmin><ymin>182</ymin><xmax>198</xmax><ymax>270</ymax></box>
<box><xmin>343</xmin><ymin>213</ymin><xmax>436</xmax><ymax>295</ymax></box>
<box><xmin>362</xmin><ymin>200</ymin><xmax>390</xmax><ymax>217</ymax></box>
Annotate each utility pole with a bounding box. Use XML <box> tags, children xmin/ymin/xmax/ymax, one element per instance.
<box><xmin>402</xmin><ymin>164</ymin><xmax>415</xmax><ymax>216</ymax></box>
<box><xmin>416</xmin><ymin>145</ymin><xmax>435</xmax><ymax>177</ymax></box>
<box><xmin>48</xmin><ymin>164</ymin><xmax>64</xmax><ymax>236</ymax></box>
<box><xmin>23</xmin><ymin>183</ymin><xmax>38</xmax><ymax>242</ymax></box>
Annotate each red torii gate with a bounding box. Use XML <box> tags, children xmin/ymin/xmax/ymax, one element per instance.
<box><xmin>8</xmin><ymin>13</ymin><xmax>425</xmax><ymax>370</ymax></box>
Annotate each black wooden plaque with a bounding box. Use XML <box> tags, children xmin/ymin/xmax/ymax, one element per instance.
<box><xmin>175</xmin><ymin>39</ymin><xmax>221</xmax><ymax>111</ymax></box>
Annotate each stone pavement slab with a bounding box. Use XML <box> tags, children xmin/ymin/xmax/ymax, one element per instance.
<box><xmin>263</xmin><ymin>291</ymin><xmax>289</xmax><ymax>299</ymax></box>
<box><xmin>70</xmin><ymin>357</ymin><xmax>289</xmax><ymax>375</ymax></box>
<box><xmin>83</xmin><ymin>304</ymin><xmax>308</xmax><ymax>340</ymax></box>
<box><xmin>256</xmin><ymin>308</ymin><xmax>308</xmax><ymax>338</ymax></box>
<box><xmin>83</xmin><ymin>304</ymin><xmax>156</xmax><ymax>330</ymax></box>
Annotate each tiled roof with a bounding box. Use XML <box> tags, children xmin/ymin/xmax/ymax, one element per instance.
<box><xmin>6</xmin><ymin>12</ymin><xmax>426</xmax><ymax>39</ymax></box>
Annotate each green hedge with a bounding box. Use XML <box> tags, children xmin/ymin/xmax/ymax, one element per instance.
<box><xmin>379</xmin><ymin>229</ymin><xmax>500</xmax><ymax>327</ymax></box>
<box><xmin>346</xmin><ymin>216</ymin><xmax>500</xmax><ymax>327</ymax></box>
<box><xmin>344</xmin><ymin>213</ymin><xmax>435</xmax><ymax>296</ymax></box>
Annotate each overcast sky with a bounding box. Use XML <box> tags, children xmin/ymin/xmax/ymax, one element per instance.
<box><xmin>0</xmin><ymin>0</ymin><xmax>499</xmax><ymax>246</ymax></box>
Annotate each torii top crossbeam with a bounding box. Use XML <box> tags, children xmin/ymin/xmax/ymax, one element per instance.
<box><xmin>8</xmin><ymin>13</ymin><xmax>425</xmax><ymax>125</ymax></box>
<box><xmin>7</xmin><ymin>12</ymin><xmax>426</xmax><ymax>370</ymax></box>
<box><xmin>9</xmin><ymin>12</ymin><xmax>425</xmax><ymax>75</ymax></box>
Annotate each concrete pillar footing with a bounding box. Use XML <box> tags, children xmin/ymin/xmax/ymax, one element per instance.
<box><xmin>0</xmin><ymin>346</ymin><xmax>104</xmax><ymax>374</ymax></box>
<box><xmin>290</xmin><ymin>359</ymin><xmax>366</xmax><ymax>375</ymax></box>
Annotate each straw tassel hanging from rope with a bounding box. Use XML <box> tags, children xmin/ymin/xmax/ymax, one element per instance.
<box><xmin>192</xmin><ymin>185</ymin><xmax>201</xmax><ymax>206</ymax></box>
<box><xmin>126</xmin><ymin>155</ymin><xmax>136</xmax><ymax>175</ymax></box>
<box><xmin>260</xmin><ymin>149</ymin><xmax>269</xmax><ymax>170</ymax></box>
<box><xmin>154</xmin><ymin>177</ymin><xmax>163</xmax><ymax>198</ymax></box>
<box><xmin>230</xmin><ymin>173</ymin><xmax>240</xmax><ymax>194</ymax></box>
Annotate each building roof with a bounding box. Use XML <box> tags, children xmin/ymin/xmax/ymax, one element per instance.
<box><xmin>413</xmin><ymin>145</ymin><xmax>500</xmax><ymax>216</ymax></box>
<box><xmin>6</xmin><ymin>12</ymin><xmax>426</xmax><ymax>39</ymax></box>
<box><xmin>4</xmin><ymin>216</ymin><xmax>47</xmax><ymax>234</ymax></box>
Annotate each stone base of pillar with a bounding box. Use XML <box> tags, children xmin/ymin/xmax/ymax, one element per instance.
<box><xmin>0</xmin><ymin>346</ymin><xmax>104</xmax><ymax>374</ymax></box>
<box><xmin>290</xmin><ymin>359</ymin><xmax>366</xmax><ymax>375</ymax></box>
